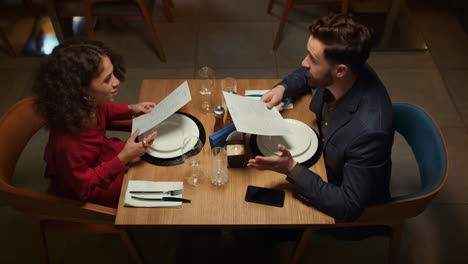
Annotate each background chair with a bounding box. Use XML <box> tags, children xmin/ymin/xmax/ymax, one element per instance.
<box><xmin>268</xmin><ymin>0</ymin><xmax>349</xmax><ymax>50</ymax></box>
<box><xmin>0</xmin><ymin>28</ymin><xmax>16</xmax><ymax>57</ymax></box>
<box><xmin>0</xmin><ymin>97</ymin><xmax>140</xmax><ymax>264</ymax></box>
<box><xmin>289</xmin><ymin>102</ymin><xmax>449</xmax><ymax>264</ymax></box>
<box><xmin>0</xmin><ymin>0</ymin><xmax>42</xmax><ymax>57</ymax></box>
<box><xmin>83</xmin><ymin>0</ymin><xmax>174</xmax><ymax>62</ymax></box>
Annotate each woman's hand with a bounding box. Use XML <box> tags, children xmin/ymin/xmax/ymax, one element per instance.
<box><xmin>261</xmin><ymin>85</ymin><xmax>286</xmax><ymax>111</ymax></box>
<box><xmin>118</xmin><ymin>129</ymin><xmax>157</xmax><ymax>164</ymax></box>
<box><xmin>128</xmin><ymin>102</ymin><xmax>156</xmax><ymax>117</ymax></box>
<box><xmin>246</xmin><ymin>144</ymin><xmax>297</xmax><ymax>175</ymax></box>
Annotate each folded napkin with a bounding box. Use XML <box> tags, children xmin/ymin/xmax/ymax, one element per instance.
<box><xmin>244</xmin><ymin>90</ymin><xmax>293</xmax><ymax>109</ymax></box>
<box><xmin>209</xmin><ymin>123</ymin><xmax>236</xmax><ymax>148</ymax></box>
<box><xmin>124</xmin><ymin>180</ymin><xmax>184</xmax><ymax>208</ymax></box>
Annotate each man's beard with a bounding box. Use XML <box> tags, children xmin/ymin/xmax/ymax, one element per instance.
<box><xmin>307</xmin><ymin>70</ymin><xmax>334</xmax><ymax>88</ymax></box>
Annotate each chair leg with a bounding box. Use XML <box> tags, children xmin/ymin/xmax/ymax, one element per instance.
<box><xmin>30</xmin><ymin>218</ymin><xmax>49</xmax><ymax>264</ymax></box>
<box><xmin>135</xmin><ymin>0</ymin><xmax>166</xmax><ymax>62</ymax></box>
<box><xmin>0</xmin><ymin>28</ymin><xmax>16</xmax><ymax>57</ymax></box>
<box><xmin>167</xmin><ymin>0</ymin><xmax>174</xmax><ymax>8</ymax></box>
<box><xmin>83</xmin><ymin>0</ymin><xmax>96</xmax><ymax>39</ymax></box>
<box><xmin>288</xmin><ymin>227</ymin><xmax>317</xmax><ymax>264</ymax></box>
<box><xmin>119</xmin><ymin>229</ymin><xmax>144</xmax><ymax>264</ymax></box>
<box><xmin>273</xmin><ymin>0</ymin><xmax>294</xmax><ymax>50</ymax></box>
<box><xmin>388</xmin><ymin>223</ymin><xmax>403</xmax><ymax>264</ymax></box>
<box><xmin>341</xmin><ymin>0</ymin><xmax>349</xmax><ymax>14</ymax></box>
<box><xmin>45</xmin><ymin>0</ymin><xmax>65</xmax><ymax>42</ymax></box>
<box><xmin>267</xmin><ymin>0</ymin><xmax>274</xmax><ymax>14</ymax></box>
<box><xmin>162</xmin><ymin>0</ymin><xmax>174</xmax><ymax>22</ymax></box>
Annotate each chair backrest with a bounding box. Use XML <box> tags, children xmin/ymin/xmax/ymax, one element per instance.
<box><xmin>355</xmin><ymin>102</ymin><xmax>449</xmax><ymax>223</ymax></box>
<box><xmin>391</xmin><ymin>102</ymin><xmax>449</xmax><ymax>201</ymax></box>
<box><xmin>0</xmin><ymin>97</ymin><xmax>115</xmax><ymax>224</ymax></box>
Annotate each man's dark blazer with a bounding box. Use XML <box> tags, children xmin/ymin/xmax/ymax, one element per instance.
<box><xmin>279</xmin><ymin>65</ymin><xmax>394</xmax><ymax>221</ymax></box>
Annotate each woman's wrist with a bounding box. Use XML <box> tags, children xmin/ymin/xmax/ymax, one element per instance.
<box><xmin>118</xmin><ymin>152</ymin><xmax>129</xmax><ymax>165</ymax></box>
<box><xmin>128</xmin><ymin>104</ymin><xmax>133</xmax><ymax>115</ymax></box>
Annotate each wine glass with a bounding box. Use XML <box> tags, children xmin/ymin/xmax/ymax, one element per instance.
<box><xmin>221</xmin><ymin>77</ymin><xmax>237</xmax><ymax>112</ymax></box>
<box><xmin>181</xmin><ymin>136</ymin><xmax>204</xmax><ymax>186</ymax></box>
<box><xmin>197</xmin><ymin>66</ymin><xmax>216</xmax><ymax>114</ymax></box>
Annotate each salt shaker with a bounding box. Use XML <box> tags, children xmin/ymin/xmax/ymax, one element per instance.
<box><xmin>213</xmin><ymin>106</ymin><xmax>225</xmax><ymax>132</ymax></box>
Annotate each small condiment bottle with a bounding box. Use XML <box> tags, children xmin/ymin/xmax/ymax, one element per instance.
<box><xmin>213</xmin><ymin>106</ymin><xmax>225</xmax><ymax>132</ymax></box>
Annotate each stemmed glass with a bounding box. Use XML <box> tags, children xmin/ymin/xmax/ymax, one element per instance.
<box><xmin>197</xmin><ymin>66</ymin><xmax>216</xmax><ymax>114</ymax></box>
<box><xmin>221</xmin><ymin>77</ymin><xmax>237</xmax><ymax>112</ymax></box>
<box><xmin>181</xmin><ymin>136</ymin><xmax>204</xmax><ymax>186</ymax></box>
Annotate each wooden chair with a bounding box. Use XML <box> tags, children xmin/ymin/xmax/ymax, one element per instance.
<box><xmin>0</xmin><ymin>28</ymin><xmax>16</xmax><ymax>57</ymax></box>
<box><xmin>0</xmin><ymin>0</ymin><xmax>40</xmax><ymax>57</ymax></box>
<box><xmin>0</xmin><ymin>97</ymin><xmax>141</xmax><ymax>264</ymax></box>
<box><xmin>83</xmin><ymin>0</ymin><xmax>174</xmax><ymax>62</ymax></box>
<box><xmin>268</xmin><ymin>0</ymin><xmax>349</xmax><ymax>50</ymax></box>
<box><xmin>288</xmin><ymin>102</ymin><xmax>449</xmax><ymax>264</ymax></box>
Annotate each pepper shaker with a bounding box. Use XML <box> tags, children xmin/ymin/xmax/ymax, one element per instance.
<box><xmin>213</xmin><ymin>106</ymin><xmax>225</xmax><ymax>132</ymax></box>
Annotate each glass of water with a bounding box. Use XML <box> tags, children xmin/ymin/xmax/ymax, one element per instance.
<box><xmin>181</xmin><ymin>136</ymin><xmax>204</xmax><ymax>186</ymax></box>
<box><xmin>221</xmin><ymin>77</ymin><xmax>237</xmax><ymax>110</ymax></box>
<box><xmin>197</xmin><ymin>66</ymin><xmax>216</xmax><ymax>114</ymax></box>
<box><xmin>210</xmin><ymin>147</ymin><xmax>228</xmax><ymax>186</ymax></box>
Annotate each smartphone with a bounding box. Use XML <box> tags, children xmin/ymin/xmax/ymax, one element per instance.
<box><xmin>245</xmin><ymin>185</ymin><xmax>285</xmax><ymax>207</ymax></box>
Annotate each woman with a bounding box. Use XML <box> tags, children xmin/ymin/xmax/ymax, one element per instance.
<box><xmin>33</xmin><ymin>39</ymin><xmax>157</xmax><ymax>208</ymax></box>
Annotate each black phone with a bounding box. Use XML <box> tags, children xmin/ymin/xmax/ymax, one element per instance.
<box><xmin>245</xmin><ymin>185</ymin><xmax>285</xmax><ymax>207</ymax></box>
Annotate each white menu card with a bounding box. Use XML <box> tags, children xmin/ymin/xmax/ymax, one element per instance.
<box><xmin>132</xmin><ymin>81</ymin><xmax>192</xmax><ymax>140</ymax></box>
<box><xmin>223</xmin><ymin>91</ymin><xmax>290</xmax><ymax>136</ymax></box>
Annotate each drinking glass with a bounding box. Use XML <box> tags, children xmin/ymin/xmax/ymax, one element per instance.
<box><xmin>210</xmin><ymin>147</ymin><xmax>228</xmax><ymax>186</ymax></box>
<box><xmin>197</xmin><ymin>66</ymin><xmax>216</xmax><ymax>114</ymax></box>
<box><xmin>221</xmin><ymin>77</ymin><xmax>237</xmax><ymax>111</ymax></box>
<box><xmin>181</xmin><ymin>136</ymin><xmax>204</xmax><ymax>186</ymax></box>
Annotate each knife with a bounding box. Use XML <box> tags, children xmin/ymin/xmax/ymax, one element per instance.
<box><xmin>131</xmin><ymin>196</ymin><xmax>191</xmax><ymax>203</ymax></box>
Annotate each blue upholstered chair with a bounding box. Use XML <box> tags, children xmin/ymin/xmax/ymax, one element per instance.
<box><xmin>289</xmin><ymin>102</ymin><xmax>449</xmax><ymax>264</ymax></box>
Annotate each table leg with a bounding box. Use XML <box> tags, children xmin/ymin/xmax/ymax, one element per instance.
<box><xmin>379</xmin><ymin>0</ymin><xmax>402</xmax><ymax>49</ymax></box>
<box><xmin>288</xmin><ymin>227</ymin><xmax>317</xmax><ymax>264</ymax></box>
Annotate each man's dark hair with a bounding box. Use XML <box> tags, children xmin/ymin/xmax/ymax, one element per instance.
<box><xmin>309</xmin><ymin>13</ymin><xmax>371</xmax><ymax>73</ymax></box>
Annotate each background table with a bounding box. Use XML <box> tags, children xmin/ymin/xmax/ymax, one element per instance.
<box><xmin>115</xmin><ymin>79</ymin><xmax>334</xmax><ymax>227</ymax></box>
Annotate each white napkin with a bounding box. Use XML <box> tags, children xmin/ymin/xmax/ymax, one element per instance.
<box><xmin>124</xmin><ymin>180</ymin><xmax>184</xmax><ymax>208</ymax></box>
<box><xmin>244</xmin><ymin>90</ymin><xmax>293</xmax><ymax>109</ymax></box>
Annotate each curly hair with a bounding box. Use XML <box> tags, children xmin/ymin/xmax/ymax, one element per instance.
<box><xmin>33</xmin><ymin>39</ymin><xmax>126</xmax><ymax>135</ymax></box>
<box><xmin>309</xmin><ymin>13</ymin><xmax>371</xmax><ymax>73</ymax></box>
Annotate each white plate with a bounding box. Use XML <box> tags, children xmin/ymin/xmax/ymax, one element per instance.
<box><xmin>258</xmin><ymin>119</ymin><xmax>311</xmax><ymax>157</ymax></box>
<box><xmin>256</xmin><ymin>119</ymin><xmax>319</xmax><ymax>163</ymax></box>
<box><xmin>146</xmin><ymin>113</ymin><xmax>200</xmax><ymax>159</ymax></box>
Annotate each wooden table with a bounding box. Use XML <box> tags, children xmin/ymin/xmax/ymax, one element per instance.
<box><xmin>115</xmin><ymin>79</ymin><xmax>334</xmax><ymax>227</ymax></box>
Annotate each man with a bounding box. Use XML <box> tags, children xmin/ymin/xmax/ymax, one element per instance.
<box><xmin>247</xmin><ymin>13</ymin><xmax>394</xmax><ymax>222</ymax></box>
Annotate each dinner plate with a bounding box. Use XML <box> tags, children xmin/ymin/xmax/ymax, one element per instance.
<box><xmin>256</xmin><ymin>119</ymin><xmax>319</xmax><ymax>163</ymax></box>
<box><xmin>146</xmin><ymin>113</ymin><xmax>200</xmax><ymax>159</ymax></box>
<box><xmin>257</xmin><ymin>119</ymin><xmax>311</xmax><ymax>157</ymax></box>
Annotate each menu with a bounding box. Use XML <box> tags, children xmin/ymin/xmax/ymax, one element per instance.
<box><xmin>132</xmin><ymin>81</ymin><xmax>192</xmax><ymax>140</ymax></box>
<box><xmin>223</xmin><ymin>91</ymin><xmax>290</xmax><ymax>136</ymax></box>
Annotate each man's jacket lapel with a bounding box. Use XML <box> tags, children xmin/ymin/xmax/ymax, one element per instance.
<box><xmin>322</xmin><ymin>81</ymin><xmax>364</xmax><ymax>150</ymax></box>
<box><xmin>309</xmin><ymin>87</ymin><xmax>325</xmax><ymax>122</ymax></box>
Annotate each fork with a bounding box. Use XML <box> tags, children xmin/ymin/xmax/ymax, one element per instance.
<box><xmin>129</xmin><ymin>189</ymin><xmax>183</xmax><ymax>196</ymax></box>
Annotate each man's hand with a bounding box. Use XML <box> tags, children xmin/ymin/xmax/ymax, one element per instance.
<box><xmin>128</xmin><ymin>102</ymin><xmax>156</xmax><ymax>116</ymax></box>
<box><xmin>247</xmin><ymin>144</ymin><xmax>297</xmax><ymax>175</ymax></box>
<box><xmin>118</xmin><ymin>129</ymin><xmax>157</xmax><ymax>164</ymax></box>
<box><xmin>261</xmin><ymin>85</ymin><xmax>286</xmax><ymax>111</ymax></box>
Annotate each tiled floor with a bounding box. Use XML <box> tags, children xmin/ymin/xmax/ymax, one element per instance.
<box><xmin>1</xmin><ymin>0</ymin><xmax>468</xmax><ymax>263</ymax></box>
